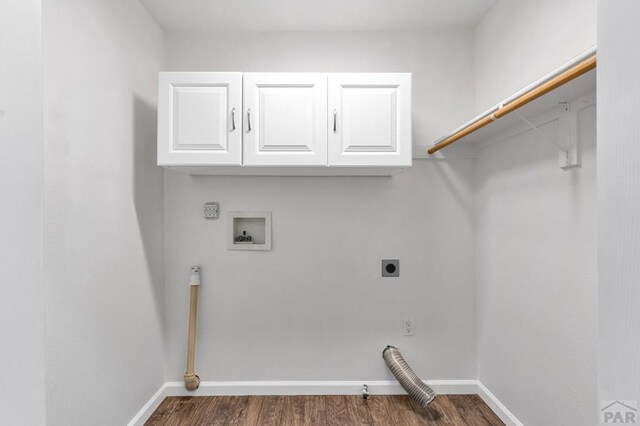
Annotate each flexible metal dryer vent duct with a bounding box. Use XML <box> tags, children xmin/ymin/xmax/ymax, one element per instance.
<box><xmin>383</xmin><ymin>345</ymin><xmax>436</xmax><ymax>408</ymax></box>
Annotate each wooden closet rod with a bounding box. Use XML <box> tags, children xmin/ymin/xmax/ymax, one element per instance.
<box><xmin>428</xmin><ymin>51</ymin><xmax>597</xmax><ymax>155</ymax></box>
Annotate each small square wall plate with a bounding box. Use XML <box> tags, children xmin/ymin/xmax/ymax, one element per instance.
<box><xmin>382</xmin><ymin>259</ymin><xmax>399</xmax><ymax>277</ymax></box>
<box><xmin>227</xmin><ymin>212</ymin><xmax>272</xmax><ymax>251</ymax></box>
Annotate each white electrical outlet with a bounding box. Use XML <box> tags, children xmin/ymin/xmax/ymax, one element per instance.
<box><xmin>403</xmin><ymin>317</ymin><xmax>414</xmax><ymax>336</ymax></box>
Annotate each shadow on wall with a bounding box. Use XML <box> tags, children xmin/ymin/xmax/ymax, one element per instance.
<box><xmin>132</xmin><ymin>95</ymin><xmax>164</xmax><ymax>316</ymax></box>
<box><xmin>428</xmin><ymin>159</ymin><xmax>475</xmax><ymax>225</ymax></box>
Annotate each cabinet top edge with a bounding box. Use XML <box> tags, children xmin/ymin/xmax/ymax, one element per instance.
<box><xmin>158</xmin><ymin>71</ymin><xmax>412</xmax><ymax>76</ymax></box>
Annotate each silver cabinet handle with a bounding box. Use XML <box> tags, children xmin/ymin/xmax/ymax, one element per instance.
<box><xmin>231</xmin><ymin>107</ymin><xmax>236</xmax><ymax>131</ymax></box>
<box><xmin>247</xmin><ymin>108</ymin><xmax>252</xmax><ymax>132</ymax></box>
<box><xmin>333</xmin><ymin>109</ymin><xmax>337</xmax><ymax>133</ymax></box>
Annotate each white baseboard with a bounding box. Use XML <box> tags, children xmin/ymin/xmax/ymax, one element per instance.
<box><xmin>477</xmin><ymin>382</ymin><xmax>523</xmax><ymax>426</ymax></box>
<box><xmin>128</xmin><ymin>379</ymin><xmax>520</xmax><ymax>426</ymax></box>
<box><xmin>163</xmin><ymin>379</ymin><xmax>478</xmax><ymax>397</ymax></box>
<box><xmin>127</xmin><ymin>383</ymin><xmax>168</xmax><ymax>426</ymax></box>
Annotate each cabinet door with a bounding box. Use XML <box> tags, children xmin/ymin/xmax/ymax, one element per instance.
<box><xmin>158</xmin><ymin>72</ymin><xmax>242</xmax><ymax>166</ymax></box>
<box><xmin>243</xmin><ymin>73</ymin><xmax>327</xmax><ymax>166</ymax></box>
<box><xmin>328</xmin><ymin>74</ymin><xmax>411</xmax><ymax>167</ymax></box>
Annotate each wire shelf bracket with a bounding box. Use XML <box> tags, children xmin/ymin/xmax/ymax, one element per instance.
<box><xmin>514</xmin><ymin>103</ymin><xmax>580</xmax><ymax>170</ymax></box>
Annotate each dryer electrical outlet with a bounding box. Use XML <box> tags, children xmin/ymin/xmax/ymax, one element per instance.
<box><xmin>382</xmin><ymin>259</ymin><xmax>399</xmax><ymax>277</ymax></box>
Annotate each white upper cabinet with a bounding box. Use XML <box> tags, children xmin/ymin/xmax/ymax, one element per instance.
<box><xmin>158</xmin><ymin>72</ymin><xmax>242</xmax><ymax>166</ymax></box>
<box><xmin>328</xmin><ymin>73</ymin><xmax>411</xmax><ymax>167</ymax></box>
<box><xmin>157</xmin><ymin>72</ymin><xmax>412</xmax><ymax>175</ymax></box>
<box><xmin>243</xmin><ymin>73</ymin><xmax>328</xmax><ymax>166</ymax></box>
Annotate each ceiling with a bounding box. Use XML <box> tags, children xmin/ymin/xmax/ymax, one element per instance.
<box><xmin>139</xmin><ymin>0</ymin><xmax>498</xmax><ymax>34</ymax></box>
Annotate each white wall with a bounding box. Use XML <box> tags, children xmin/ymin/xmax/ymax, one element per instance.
<box><xmin>164</xmin><ymin>162</ymin><xmax>477</xmax><ymax>382</ymax></box>
<box><xmin>472</xmin><ymin>2</ymin><xmax>599</xmax><ymax>424</ymax></box>
<box><xmin>0</xmin><ymin>1</ymin><xmax>46</xmax><ymax>425</ymax></box>
<box><xmin>42</xmin><ymin>1</ymin><xmax>165</xmax><ymax>424</ymax></box>
<box><xmin>598</xmin><ymin>0</ymin><xmax>640</xmax><ymax>412</ymax></box>
<box><xmin>163</xmin><ymin>30</ymin><xmax>478</xmax><ymax>382</ymax></box>
<box><xmin>475</xmin><ymin>0</ymin><xmax>597</xmax><ymax>113</ymax></box>
<box><xmin>475</xmin><ymin>105</ymin><xmax>597</xmax><ymax>425</ymax></box>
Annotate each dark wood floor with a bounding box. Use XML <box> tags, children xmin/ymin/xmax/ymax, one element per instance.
<box><xmin>145</xmin><ymin>394</ymin><xmax>504</xmax><ymax>425</ymax></box>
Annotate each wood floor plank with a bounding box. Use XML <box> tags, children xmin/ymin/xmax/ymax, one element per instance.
<box><xmin>302</xmin><ymin>395</ymin><xmax>326</xmax><ymax>426</ymax></box>
<box><xmin>280</xmin><ymin>396</ymin><xmax>305</xmax><ymax>425</ymax></box>
<box><xmin>376</xmin><ymin>395</ymin><xmax>411</xmax><ymax>425</ymax></box>
<box><xmin>386</xmin><ymin>395</ymin><xmax>422</xmax><ymax>425</ymax></box>
<box><xmin>239</xmin><ymin>395</ymin><xmax>264</xmax><ymax>426</ymax></box>
<box><xmin>325</xmin><ymin>395</ymin><xmax>350</xmax><ymax>425</ymax></box>
<box><xmin>468</xmin><ymin>395</ymin><xmax>505</xmax><ymax>426</ymax></box>
<box><xmin>367</xmin><ymin>394</ymin><xmax>395</xmax><ymax>426</ymax></box>
<box><xmin>448</xmin><ymin>395</ymin><xmax>503</xmax><ymax>426</ymax></box>
<box><xmin>145</xmin><ymin>394</ymin><xmax>504</xmax><ymax>426</ymax></box>
<box><xmin>184</xmin><ymin>397</ymin><xmax>213</xmax><ymax>425</ymax></box>
<box><xmin>219</xmin><ymin>396</ymin><xmax>241</xmax><ymax>426</ymax></box>
<box><xmin>205</xmin><ymin>395</ymin><xmax>251</xmax><ymax>426</ymax></box>
<box><xmin>345</xmin><ymin>395</ymin><xmax>374</xmax><ymax>425</ymax></box>
<box><xmin>256</xmin><ymin>396</ymin><xmax>285</xmax><ymax>426</ymax></box>
<box><xmin>165</xmin><ymin>397</ymin><xmax>201</xmax><ymax>426</ymax></box>
<box><xmin>226</xmin><ymin>395</ymin><xmax>250</xmax><ymax>425</ymax></box>
<box><xmin>144</xmin><ymin>397</ymin><xmax>181</xmax><ymax>425</ymax></box>
<box><xmin>430</xmin><ymin>395</ymin><xmax>466</xmax><ymax>425</ymax></box>
<box><xmin>207</xmin><ymin>396</ymin><xmax>229</xmax><ymax>425</ymax></box>
<box><xmin>408</xmin><ymin>397</ymin><xmax>451</xmax><ymax>425</ymax></box>
<box><xmin>187</xmin><ymin>397</ymin><xmax>220</xmax><ymax>425</ymax></box>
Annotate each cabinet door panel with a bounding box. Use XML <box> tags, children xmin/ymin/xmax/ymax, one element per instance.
<box><xmin>329</xmin><ymin>74</ymin><xmax>411</xmax><ymax>167</ymax></box>
<box><xmin>174</xmin><ymin>87</ymin><xmax>227</xmax><ymax>149</ymax></box>
<box><xmin>158</xmin><ymin>72</ymin><xmax>242</xmax><ymax>165</ymax></box>
<box><xmin>244</xmin><ymin>73</ymin><xmax>327</xmax><ymax>166</ymax></box>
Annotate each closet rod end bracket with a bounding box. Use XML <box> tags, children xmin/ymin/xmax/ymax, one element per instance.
<box><xmin>558</xmin><ymin>103</ymin><xmax>581</xmax><ymax>170</ymax></box>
